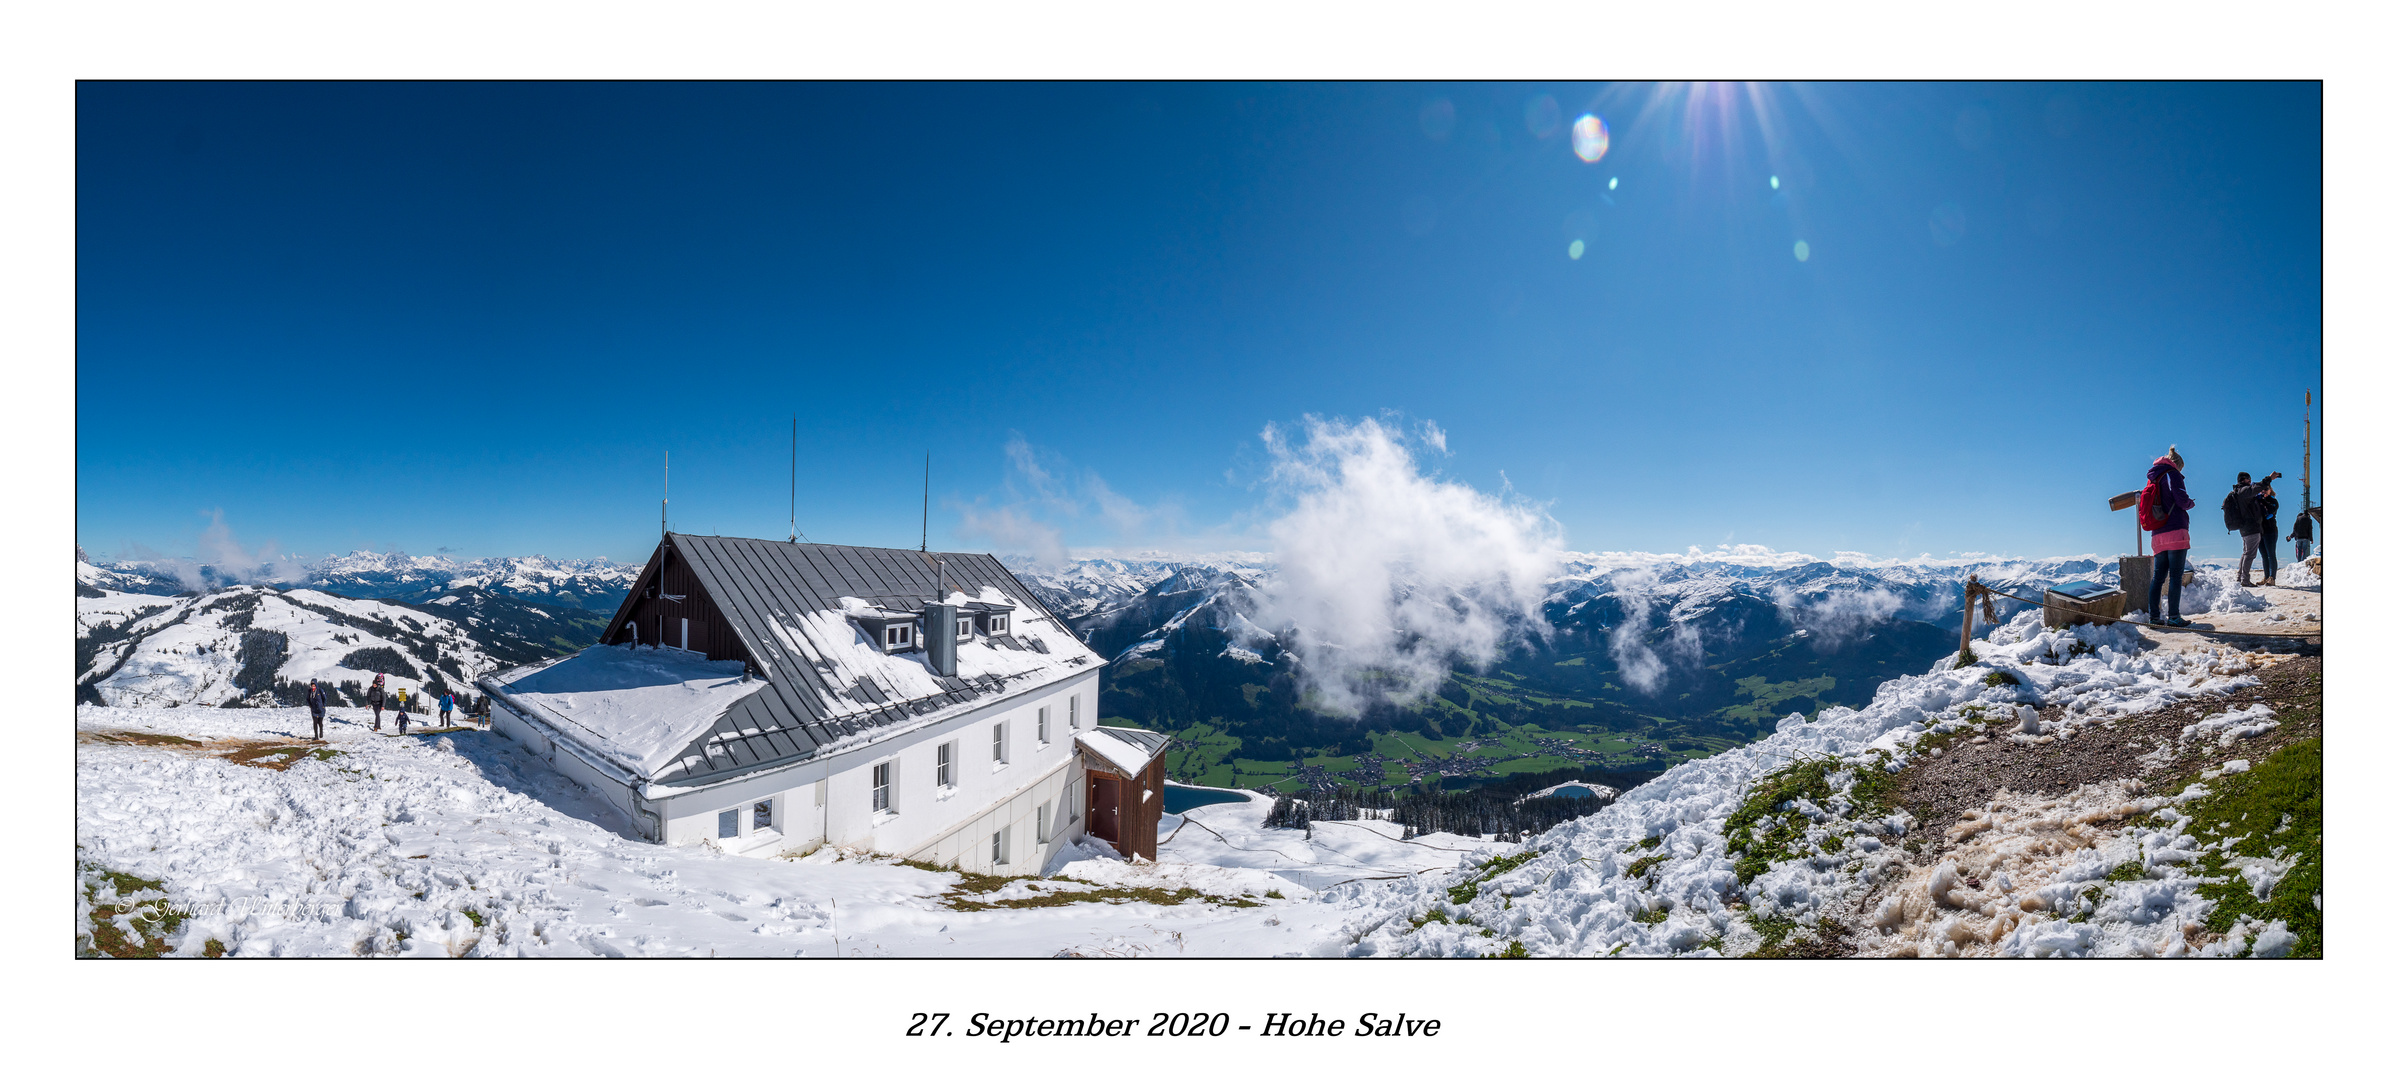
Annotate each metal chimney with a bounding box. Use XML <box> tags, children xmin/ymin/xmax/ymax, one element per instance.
<box><xmin>923</xmin><ymin>603</ymin><xmax>958</xmax><ymax>677</ymax></box>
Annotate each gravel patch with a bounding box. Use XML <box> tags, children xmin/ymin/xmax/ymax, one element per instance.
<box><xmin>1892</xmin><ymin>656</ymin><xmax>2321</xmax><ymax>863</ymax></box>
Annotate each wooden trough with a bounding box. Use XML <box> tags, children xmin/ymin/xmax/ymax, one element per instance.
<box><xmin>2044</xmin><ymin>580</ymin><xmax>2126</xmax><ymax>629</ymax></box>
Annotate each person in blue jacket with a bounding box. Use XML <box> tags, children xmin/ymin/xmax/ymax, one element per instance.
<box><xmin>439</xmin><ymin>692</ymin><xmax>455</xmax><ymax>726</ymax></box>
<box><xmin>2146</xmin><ymin>446</ymin><xmax>2198</xmax><ymax>627</ymax></box>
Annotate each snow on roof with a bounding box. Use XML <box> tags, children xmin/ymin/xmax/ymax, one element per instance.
<box><xmin>493</xmin><ymin>645</ymin><xmax>764</xmax><ymax>778</ymax></box>
<box><xmin>1078</xmin><ymin>727</ymin><xmax>1164</xmax><ymax>778</ymax></box>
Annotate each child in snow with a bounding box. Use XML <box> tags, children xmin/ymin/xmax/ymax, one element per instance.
<box><xmin>2290</xmin><ymin>508</ymin><xmax>2313</xmax><ymax>563</ymax></box>
<box><xmin>439</xmin><ymin>692</ymin><xmax>454</xmax><ymax>725</ymax></box>
<box><xmin>2146</xmin><ymin>446</ymin><xmax>2198</xmax><ymax>627</ymax></box>
<box><xmin>368</xmin><ymin>673</ymin><xmax>386</xmax><ymax>731</ymax></box>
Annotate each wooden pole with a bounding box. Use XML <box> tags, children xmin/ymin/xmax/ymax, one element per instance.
<box><xmin>1957</xmin><ymin>576</ymin><xmax>1977</xmax><ymax>667</ymax></box>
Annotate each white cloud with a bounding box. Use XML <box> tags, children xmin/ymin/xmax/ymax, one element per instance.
<box><xmin>1248</xmin><ymin>416</ymin><xmax>1563</xmax><ymax>715</ymax></box>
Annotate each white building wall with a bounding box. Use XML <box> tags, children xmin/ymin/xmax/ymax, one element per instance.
<box><xmin>646</xmin><ymin>669</ymin><xmax>1103</xmax><ymax>871</ymax></box>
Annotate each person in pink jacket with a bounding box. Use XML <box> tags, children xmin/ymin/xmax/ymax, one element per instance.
<box><xmin>2145</xmin><ymin>446</ymin><xmax>2198</xmax><ymax>627</ymax></box>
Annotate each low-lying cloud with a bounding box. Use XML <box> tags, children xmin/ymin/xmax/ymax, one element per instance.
<box><xmin>1249</xmin><ymin>416</ymin><xmax>1563</xmax><ymax>715</ymax></box>
<box><xmin>108</xmin><ymin>510</ymin><xmax>310</xmax><ymax>590</ymax></box>
<box><xmin>954</xmin><ymin>436</ymin><xmax>1187</xmax><ymax>570</ymax></box>
<box><xmin>1604</xmin><ymin>569</ymin><xmax>1704</xmax><ymax>694</ymax></box>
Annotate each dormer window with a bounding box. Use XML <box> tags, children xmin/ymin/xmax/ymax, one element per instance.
<box><xmin>956</xmin><ymin>618</ymin><xmax>974</xmax><ymax>643</ymax></box>
<box><xmin>987</xmin><ymin>612</ymin><xmax>1009</xmax><ymax>635</ymax></box>
<box><xmin>885</xmin><ymin>625</ymin><xmax>914</xmax><ymax>648</ymax></box>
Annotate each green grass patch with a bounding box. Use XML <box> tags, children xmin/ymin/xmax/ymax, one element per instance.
<box><xmin>2184</xmin><ymin>737</ymin><xmax>2322</xmax><ymax>957</ymax></box>
<box><xmin>1447</xmin><ymin>850</ymin><xmax>1542</xmax><ymax>906</ymax></box>
<box><xmin>79</xmin><ymin>865</ymin><xmax>185</xmax><ymax>958</ymax></box>
<box><xmin>1722</xmin><ymin>753</ymin><xmax>1895</xmax><ymax>884</ymax></box>
<box><xmin>899</xmin><ymin>860</ymin><xmax>1260</xmax><ymax>912</ymax></box>
<box><xmin>1481</xmin><ymin>939</ymin><xmax>1531</xmax><ymax>958</ymax></box>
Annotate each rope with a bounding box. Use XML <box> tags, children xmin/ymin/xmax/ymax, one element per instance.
<box><xmin>1965</xmin><ymin>580</ymin><xmax>2320</xmax><ymax>640</ymax></box>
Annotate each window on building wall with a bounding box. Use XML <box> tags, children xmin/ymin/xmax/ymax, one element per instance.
<box><xmin>884</xmin><ymin>625</ymin><xmax>912</xmax><ymax>648</ymax></box>
<box><xmin>989</xmin><ymin>613</ymin><xmax>1009</xmax><ymax>635</ymax></box>
<box><xmin>991</xmin><ymin>826</ymin><xmax>1010</xmax><ymax>865</ymax></box>
<box><xmin>992</xmin><ymin>721</ymin><xmax>1008</xmax><ymax>764</ymax></box>
<box><xmin>718</xmin><ymin>808</ymin><xmax>739</xmax><ymax>840</ymax></box>
<box><xmin>753</xmin><ymin>798</ymin><xmax>774</xmax><ymax>832</ymax></box>
<box><xmin>1069</xmin><ymin>694</ymin><xmax>1080</xmax><ymax>729</ymax></box>
<box><xmin>957</xmin><ymin>618</ymin><xmax>974</xmax><ymax>642</ymax></box>
<box><xmin>1036</xmin><ymin>706</ymin><xmax>1050</xmax><ymax>745</ymax></box>
<box><xmin>872</xmin><ymin>762</ymin><xmax>893</xmax><ymax>812</ymax></box>
<box><xmin>1036</xmin><ymin>802</ymin><xmax>1051</xmax><ymax>844</ymax></box>
<box><xmin>936</xmin><ymin>741</ymin><xmax>955</xmax><ymax>788</ymax></box>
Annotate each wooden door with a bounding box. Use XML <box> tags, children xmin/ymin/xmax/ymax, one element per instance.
<box><xmin>1088</xmin><ymin>773</ymin><xmax>1120</xmax><ymax>844</ymax></box>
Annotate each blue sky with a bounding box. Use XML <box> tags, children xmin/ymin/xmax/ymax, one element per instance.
<box><xmin>76</xmin><ymin>82</ymin><xmax>2322</xmax><ymax>567</ymax></box>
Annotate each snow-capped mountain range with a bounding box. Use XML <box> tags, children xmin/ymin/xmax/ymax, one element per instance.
<box><xmin>77</xmin><ymin>550</ymin><xmax>622</xmax><ymax>709</ymax></box>
<box><xmin>1007</xmin><ymin>547</ymin><xmax>2133</xmax><ymax>671</ymax></box>
<box><xmin>76</xmin><ymin>547</ymin><xmax>641</xmax><ymax>611</ymax></box>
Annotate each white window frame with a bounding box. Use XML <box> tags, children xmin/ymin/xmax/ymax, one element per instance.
<box><xmin>956</xmin><ymin>617</ymin><xmax>974</xmax><ymax>642</ymax></box>
<box><xmin>1069</xmin><ymin>693</ymin><xmax>1080</xmax><ymax>729</ymax></box>
<box><xmin>884</xmin><ymin>624</ymin><xmax>912</xmax><ymax>648</ymax></box>
<box><xmin>717</xmin><ymin>808</ymin><xmax>739</xmax><ymax>840</ymax></box>
<box><xmin>1036</xmin><ymin>801</ymin><xmax>1051</xmax><ymax>845</ymax></box>
<box><xmin>989</xmin><ymin>612</ymin><xmax>1009</xmax><ymax>635</ymax></box>
<box><xmin>935</xmin><ymin>741</ymin><xmax>956</xmax><ymax>789</ymax></box>
<box><xmin>752</xmin><ymin>797</ymin><xmax>776</xmax><ymax>833</ymax></box>
<box><xmin>992</xmin><ymin>721</ymin><xmax>1009</xmax><ymax>766</ymax></box>
<box><xmin>991</xmin><ymin>825</ymin><xmax>1010</xmax><ymax>866</ymax></box>
<box><xmin>871</xmin><ymin>761</ymin><xmax>893</xmax><ymax>813</ymax></box>
<box><xmin>1036</xmin><ymin>706</ymin><xmax>1050</xmax><ymax>745</ymax></box>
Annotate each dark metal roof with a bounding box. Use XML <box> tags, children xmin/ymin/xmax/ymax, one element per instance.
<box><xmin>612</xmin><ymin>534</ymin><xmax>1099</xmax><ymax>786</ymax></box>
<box><xmin>1094</xmin><ymin>725</ymin><xmax>1170</xmax><ymax>758</ymax></box>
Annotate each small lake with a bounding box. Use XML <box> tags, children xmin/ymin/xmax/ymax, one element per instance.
<box><xmin>1163</xmin><ymin>784</ymin><xmax>1252</xmax><ymax>815</ymax></box>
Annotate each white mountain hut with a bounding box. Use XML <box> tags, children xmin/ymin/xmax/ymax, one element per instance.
<box><xmin>478</xmin><ymin>534</ymin><xmax>1166</xmax><ymax>875</ymax></box>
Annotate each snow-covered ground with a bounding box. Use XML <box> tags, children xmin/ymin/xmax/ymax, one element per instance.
<box><xmin>75</xmin><ymin>705</ymin><xmax>1496</xmax><ymax>957</ymax></box>
<box><xmin>74</xmin><ymin>597</ymin><xmax>2316</xmax><ymax>959</ymax></box>
<box><xmin>1311</xmin><ymin>610</ymin><xmax>2307</xmax><ymax>957</ymax></box>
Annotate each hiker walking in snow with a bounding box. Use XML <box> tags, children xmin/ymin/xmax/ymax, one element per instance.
<box><xmin>439</xmin><ymin>692</ymin><xmax>454</xmax><ymax>725</ymax></box>
<box><xmin>368</xmin><ymin>674</ymin><xmax>386</xmax><ymax>731</ymax></box>
<box><xmin>396</xmin><ymin>688</ymin><xmax>411</xmax><ymax>735</ymax></box>
<box><xmin>2289</xmin><ymin>507</ymin><xmax>2314</xmax><ymax>563</ymax></box>
<box><xmin>2143</xmin><ymin>446</ymin><xmax>2197</xmax><ymax>627</ymax></box>
<box><xmin>306</xmin><ymin>680</ymin><xmax>328</xmax><ymax>741</ymax></box>
<box><xmin>2255</xmin><ymin>481</ymin><xmax>2281</xmax><ymax>586</ymax></box>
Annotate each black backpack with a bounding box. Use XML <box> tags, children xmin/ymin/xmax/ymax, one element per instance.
<box><xmin>2221</xmin><ymin>486</ymin><xmax>2251</xmax><ymax>532</ymax></box>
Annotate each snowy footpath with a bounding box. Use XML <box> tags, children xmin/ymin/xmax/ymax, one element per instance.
<box><xmin>75</xmin><ymin>706</ymin><xmax>1487</xmax><ymax>957</ymax></box>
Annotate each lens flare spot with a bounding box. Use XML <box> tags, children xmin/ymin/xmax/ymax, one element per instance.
<box><xmin>1928</xmin><ymin>202</ymin><xmax>1968</xmax><ymax>247</ymax></box>
<box><xmin>1569</xmin><ymin>239</ymin><xmax>1586</xmax><ymax>260</ymax></box>
<box><xmin>1793</xmin><ymin>240</ymin><xmax>1810</xmax><ymax>262</ymax></box>
<box><xmin>1419</xmin><ymin>98</ymin><xmax>1456</xmax><ymax>142</ymax></box>
<box><xmin>1770</xmin><ymin>175</ymin><xmax>1780</xmax><ymax>190</ymax></box>
<box><xmin>1608</xmin><ymin>176</ymin><xmax>1618</xmax><ymax>190</ymax></box>
<box><xmin>1571</xmin><ymin>114</ymin><xmax>1610</xmax><ymax>162</ymax></box>
<box><xmin>1524</xmin><ymin>95</ymin><xmax>1562</xmax><ymax>139</ymax></box>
